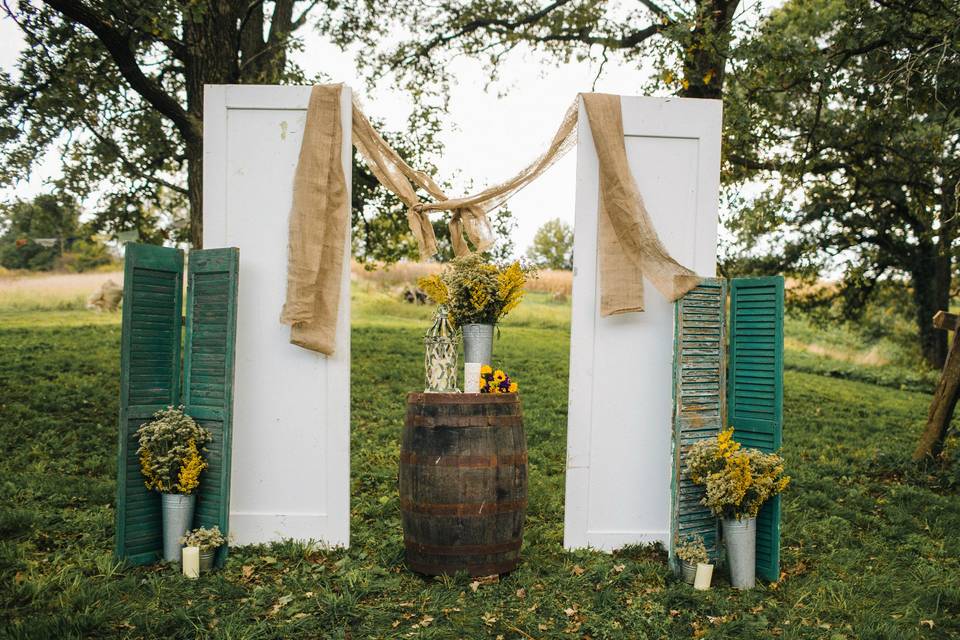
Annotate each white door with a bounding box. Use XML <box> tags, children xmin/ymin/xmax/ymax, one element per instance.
<box><xmin>564</xmin><ymin>95</ymin><xmax>722</xmax><ymax>550</ymax></box>
<box><xmin>203</xmin><ymin>85</ymin><xmax>351</xmax><ymax>547</ymax></box>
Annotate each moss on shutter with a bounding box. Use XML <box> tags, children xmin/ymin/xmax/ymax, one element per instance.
<box><xmin>670</xmin><ymin>278</ymin><xmax>726</xmax><ymax>567</ymax></box>
<box><xmin>183</xmin><ymin>248</ymin><xmax>239</xmax><ymax>568</ymax></box>
<box><xmin>114</xmin><ymin>243</ymin><xmax>184</xmax><ymax>565</ymax></box>
<box><xmin>728</xmin><ymin>276</ymin><xmax>784</xmax><ymax>582</ymax></box>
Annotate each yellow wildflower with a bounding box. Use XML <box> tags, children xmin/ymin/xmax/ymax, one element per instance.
<box><xmin>417</xmin><ymin>275</ymin><xmax>449</xmax><ymax>305</ymax></box>
<box><xmin>174</xmin><ymin>439</ymin><xmax>207</xmax><ymax>494</ymax></box>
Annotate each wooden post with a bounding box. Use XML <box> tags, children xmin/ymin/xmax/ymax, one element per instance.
<box><xmin>913</xmin><ymin>311</ymin><xmax>960</xmax><ymax>461</ymax></box>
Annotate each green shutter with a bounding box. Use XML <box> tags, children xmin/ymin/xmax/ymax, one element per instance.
<box><xmin>671</xmin><ymin>278</ymin><xmax>726</xmax><ymax>567</ymax></box>
<box><xmin>114</xmin><ymin>243</ymin><xmax>184</xmax><ymax>565</ymax></box>
<box><xmin>183</xmin><ymin>248</ymin><xmax>240</xmax><ymax>568</ymax></box>
<box><xmin>728</xmin><ymin>276</ymin><xmax>784</xmax><ymax>582</ymax></box>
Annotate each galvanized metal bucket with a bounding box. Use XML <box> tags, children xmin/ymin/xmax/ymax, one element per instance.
<box><xmin>199</xmin><ymin>548</ymin><xmax>216</xmax><ymax>571</ymax></box>
<box><xmin>161</xmin><ymin>493</ymin><xmax>195</xmax><ymax>563</ymax></box>
<box><xmin>461</xmin><ymin>323</ymin><xmax>494</xmax><ymax>365</ymax></box>
<box><xmin>722</xmin><ymin>516</ymin><xmax>756</xmax><ymax>589</ymax></box>
<box><xmin>681</xmin><ymin>560</ymin><xmax>697</xmax><ymax>585</ymax></box>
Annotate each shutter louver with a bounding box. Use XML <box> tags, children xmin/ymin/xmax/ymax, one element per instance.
<box><xmin>114</xmin><ymin>243</ymin><xmax>184</xmax><ymax>565</ymax></box>
<box><xmin>670</xmin><ymin>278</ymin><xmax>726</xmax><ymax>566</ymax></box>
<box><xmin>183</xmin><ymin>248</ymin><xmax>240</xmax><ymax>568</ymax></box>
<box><xmin>728</xmin><ymin>276</ymin><xmax>784</xmax><ymax>582</ymax></box>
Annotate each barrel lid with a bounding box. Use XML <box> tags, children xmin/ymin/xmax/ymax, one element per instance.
<box><xmin>408</xmin><ymin>392</ymin><xmax>520</xmax><ymax>404</ymax></box>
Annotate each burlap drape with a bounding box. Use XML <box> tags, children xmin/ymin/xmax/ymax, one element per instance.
<box><xmin>281</xmin><ymin>84</ymin><xmax>700</xmax><ymax>355</ymax></box>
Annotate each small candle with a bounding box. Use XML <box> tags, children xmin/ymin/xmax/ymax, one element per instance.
<box><xmin>693</xmin><ymin>562</ymin><xmax>713</xmax><ymax>590</ymax></box>
<box><xmin>464</xmin><ymin>362</ymin><xmax>481</xmax><ymax>393</ymax></box>
<box><xmin>182</xmin><ymin>546</ymin><xmax>200</xmax><ymax>578</ymax></box>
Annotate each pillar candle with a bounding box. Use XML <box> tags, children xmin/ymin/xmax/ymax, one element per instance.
<box><xmin>464</xmin><ymin>362</ymin><xmax>481</xmax><ymax>393</ymax></box>
<box><xmin>693</xmin><ymin>562</ymin><xmax>713</xmax><ymax>590</ymax></box>
<box><xmin>182</xmin><ymin>546</ymin><xmax>200</xmax><ymax>579</ymax></box>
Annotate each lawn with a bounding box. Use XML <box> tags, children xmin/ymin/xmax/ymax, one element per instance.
<box><xmin>1</xmin><ymin>286</ymin><xmax>959</xmax><ymax>639</ymax></box>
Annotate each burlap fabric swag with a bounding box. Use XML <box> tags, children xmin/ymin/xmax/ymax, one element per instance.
<box><xmin>281</xmin><ymin>84</ymin><xmax>700</xmax><ymax>355</ymax></box>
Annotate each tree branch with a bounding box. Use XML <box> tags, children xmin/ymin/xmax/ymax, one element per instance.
<box><xmin>40</xmin><ymin>0</ymin><xmax>199</xmax><ymax>144</ymax></box>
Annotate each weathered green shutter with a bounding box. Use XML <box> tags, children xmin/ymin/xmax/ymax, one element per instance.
<box><xmin>183</xmin><ymin>248</ymin><xmax>239</xmax><ymax>567</ymax></box>
<box><xmin>728</xmin><ymin>276</ymin><xmax>784</xmax><ymax>581</ymax></box>
<box><xmin>114</xmin><ymin>243</ymin><xmax>184</xmax><ymax>564</ymax></box>
<box><xmin>671</xmin><ymin>278</ymin><xmax>726</xmax><ymax>565</ymax></box>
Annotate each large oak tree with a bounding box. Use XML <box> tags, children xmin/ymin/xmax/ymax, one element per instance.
<box><xmin>724</xmin><ymin>0</ymin><xmax>960</xmax><ymax>369</ymax></box>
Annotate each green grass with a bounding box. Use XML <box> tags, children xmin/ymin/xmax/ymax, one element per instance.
<box><xmin>2</xmin><ymin>290</ymin><xmax>960</xmax><ymax>638</ymax></box>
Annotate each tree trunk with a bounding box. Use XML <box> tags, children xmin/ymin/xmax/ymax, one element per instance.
<box><xmin>912</xmin><ymin>243</ymin><xmax>951</xmax><ymax>369</ymax></box>
<box><xmin>186</xmin><ymin>138</ymin><xmax>204</xmax><ymax>248</ymax></box>
<box><xmin>182</xmin><ymin>1</ymin><xmax>242</xmax><ymax>249</ymax></box>
<box><xmin>679</xmin><ymin>0</ymin><xmax>740</xmax><ymax>100</ymax></box>
<box><xmin>913</xmin><ymin>313</ymin><xmax>960</xmax><ymax>461</ymax></box>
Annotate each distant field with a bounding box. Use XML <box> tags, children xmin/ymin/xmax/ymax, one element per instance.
<box><xmin>1</xmin><ymin>265</ymin><xmax>936</xmax><ymax>392</ymax></box>
<box><xmin>0</xmin><ymin>270</ymin><xmax>124</xmax><ymax>311</ymax></box>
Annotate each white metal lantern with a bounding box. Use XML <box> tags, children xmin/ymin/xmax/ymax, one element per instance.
<box><xmin>424</xmin><ymin>305</ymin><xmax>459</xmax><ymax>393</ymax></box>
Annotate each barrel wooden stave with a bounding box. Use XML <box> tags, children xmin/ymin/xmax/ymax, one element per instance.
<box><xmin>400</xmin><ymin>392</ymin><xmax>527</xmax><ymax>576</ymax></box>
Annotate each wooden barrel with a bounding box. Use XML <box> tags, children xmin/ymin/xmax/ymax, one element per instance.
<box><xmin>400</xmin><ymin>392</ymin><xmax>527</xmax><ymax>576</ymax></box>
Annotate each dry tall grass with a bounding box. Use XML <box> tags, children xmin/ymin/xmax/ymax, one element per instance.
<box><xmin>351</xmin><ymin>260</ymin><xmax>572</xmax><ymax>295</ymax></box>
<box><xmin>0</xmin><ymin>270</ymin><xmax>124</xmax><ymax>311</ymax></box>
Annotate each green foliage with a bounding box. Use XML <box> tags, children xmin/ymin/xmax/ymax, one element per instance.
<box><xmin>1</xmin><ymin>301</ymin><xmax>960</xmax><ymax>636</ymax></box>
<box><xmin>724</xmin><ymin>0</ymin><xmax>960</xmax><ymax>366</ymax></box>
<box><xmin>527</xmin><ymin>217</ymin><xmax>573</xmax><ymax>270</ymax></box>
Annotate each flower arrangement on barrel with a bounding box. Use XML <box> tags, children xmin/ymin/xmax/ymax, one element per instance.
<box><xmin>136</xmin><ymin>406</ymin><xmax>223</xmax><ymax>567</ymax></box>
<box><xmin>418</xmin><ymin>254</ymin><xmax>532</xmax><ymax>392</ymax></box>
<box><xmin>686</xmin><ymin>428</ymin><xmax>790</xmax><ymax>589</ymax></box>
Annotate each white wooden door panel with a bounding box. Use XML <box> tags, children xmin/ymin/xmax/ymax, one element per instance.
<box><xmin>564</xmin><ymin>95</ymin><xmax>721</xmax><ymax>551</ymax></box>
<box><xmin>203</xmin><ymin>85</ymin><xmax>351</xmax><ymax>547</ymax></box>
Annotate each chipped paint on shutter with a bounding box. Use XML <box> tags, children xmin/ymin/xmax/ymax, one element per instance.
<box><xmin>183</xmin><ymin>248</ymin><xmax>239</xmax><ymax>568</ymax></box>
<box><xmin>670</xmin><ymin>278</ymin><xmax>726</xmax><ymax>566</ymax></box>
<box><xmin>114</xmin><ymin>243</ymin><xmax>184</xmax><ymax>565</ymax></box>
<box><xmin>729</xmin><ymin>275</ymin><xmax>784</xmax><ymax>582</ymax></box>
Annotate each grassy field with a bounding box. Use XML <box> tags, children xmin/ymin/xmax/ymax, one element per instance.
<box><xmin>1</xmin><ymin>275</ymin><xmax>959</xmax><ymax>638</ymax></box>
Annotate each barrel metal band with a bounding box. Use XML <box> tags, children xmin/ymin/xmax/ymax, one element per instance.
<box><xmin>403</xmin><ymin>538</ymin><xmax>522</xmax><ymax>555</ymax></box>
<box><xmin>408</xmin><ymin>414</ymin><xmax>523</xmax><ymax>428</ymax></box>
<box><xmin>400</xmin><ymin>497</ymin><xmax>527</xmax><ymax>516</ymax></box>
<box><xmin>399</xmin><ymin>451</ymin><xmax>528</xmax><ymax>468</ymax></box>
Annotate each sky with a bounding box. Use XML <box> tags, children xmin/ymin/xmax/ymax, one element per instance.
<box><xmin>0</xmin><ymin>6</ymin><xmax>769</xmax><ymax>257</ymax></box>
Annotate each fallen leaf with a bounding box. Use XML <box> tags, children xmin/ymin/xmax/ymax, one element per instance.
<box><xmin>419</xmin><ymin>616</ymin><xmax>434</xmax><ymax>627</ymax></box>
<box><xmin>262</xmin><ymin>556</ymin><xmax>277</xmax><ymax>565</ymax></box>
<box><xmin>391</xmin><ymin>620</ymin><xmax>401</xmax><ymax>628</ymax></box>
<box><xmin>538</xmin><ymin>624</ymin><xmax>549</xmax><ymax>631</ymax></box>
<box><xmin>241</xmin><ymin>565</ymin><xmax>254</xmax><ymax>579</ymax></box>
<box><xmin>470</xmin><ymin>581</ymin><xmax>480</xmax><ymax>593</ymax></box>
<box><xmin>516</xmin><ymin>588</ymin><xmax>526</xmax><ymax>599</ymax></box>
<box><xmin>564</xmin><ymin>607</ymin><xmax>577</xmax><ymax>617</ymax></box>
<box><xmin>482</xmin><ymin>612</ymin><xmax>497</xmax><ymax>626</ymax></box>
<box><xmin>670</xmin><ymin>609</ymin><xmax>681</xmax><ymax>617</ymax></box>
<box><xmin>921</xmin><ymin>620</ymin><xmax>935</xmax><ymax>629</ymax></box>
<box><xmin>304</xmin><ymin>591</ymin><xmax>314</xmax><ymax>598</ymax></box>
<box><xmin>613</xmin><ymin>564</ymin><xmax>625</xmax><ymax>573</ymax></box>
<box><xmin>571</xmin><ymin>565</ymin><xmax>585</xmax><ymax>576</ymax></box>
